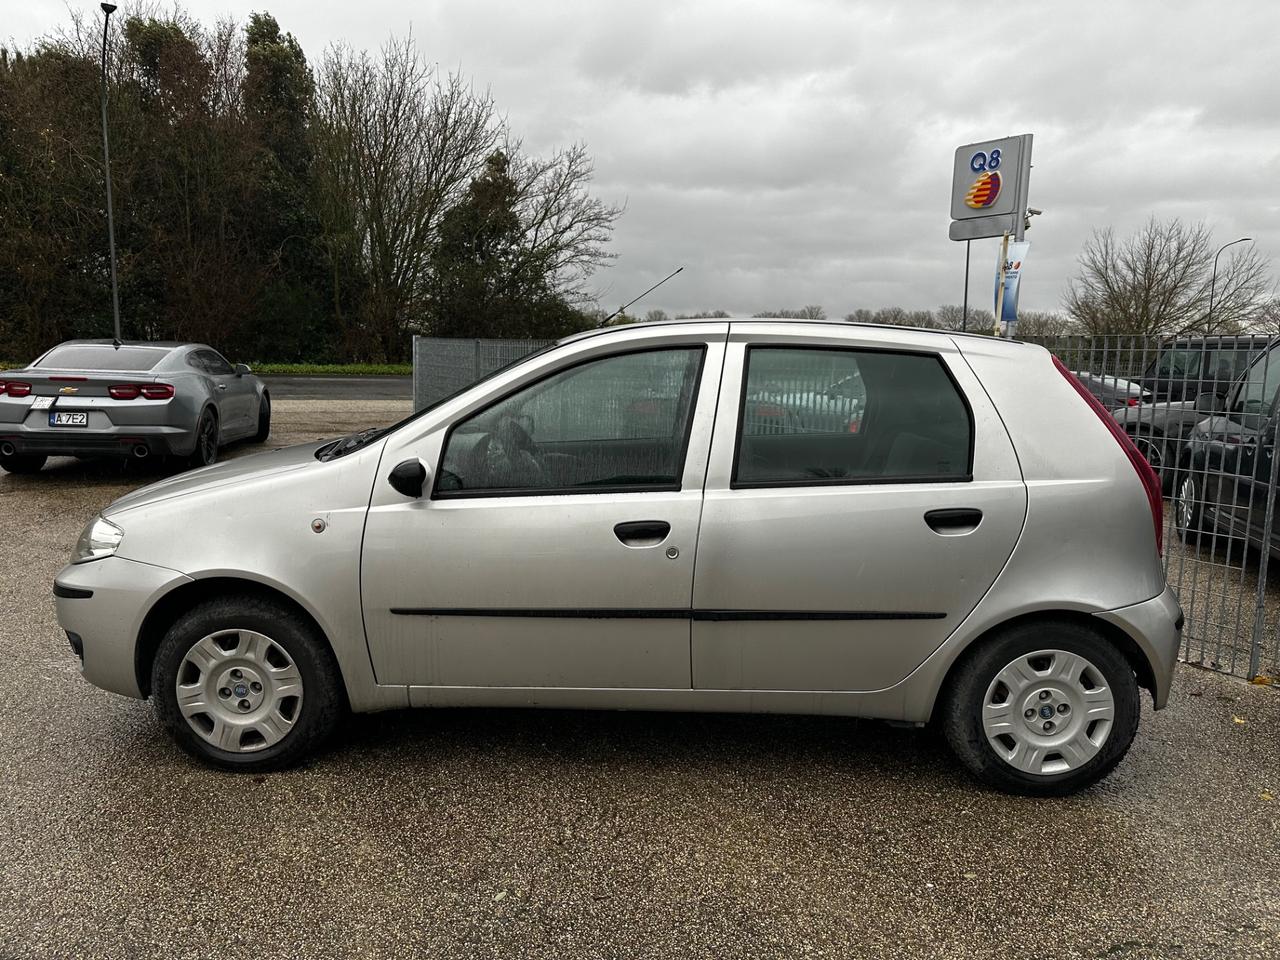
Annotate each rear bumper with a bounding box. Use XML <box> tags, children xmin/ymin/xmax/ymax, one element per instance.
<box><xmin>1095</xmin><ymin>584</ymin><xmax>1184</xmax><ymax>709</ymax></box>
<box><xmin>54</xmin><ymin>556</ymin><xmax>192</xmax><ymax>699</ymax></box>
<box><xmin>0</xmin><ymin>424</ymin><xmax>192</xmax><ymax>458</ymax></box>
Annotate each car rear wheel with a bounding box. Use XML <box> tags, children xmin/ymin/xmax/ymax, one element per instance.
<box><xmin>253</xmin><ymin>392</ymin><xmax>271</xmax><ymax>443</ymax></box>
<box><xmin>0</xmin><ymin>453</ymin><xmax>47</xmax><ymax>474</ymax></box>
<box><xmin>189</xmin><ymin>409</ymin><xmax>219</xmax><ymax>468</ymax></box>
<box><xmin>941</xmin><ymin>621</ymin><xmax>1140</xmax><ymax>796</ymax></box>
<box><xmin>151</xmin><ymin>595</ymin><xmax>344</xmax><ymax>771</ymax></box>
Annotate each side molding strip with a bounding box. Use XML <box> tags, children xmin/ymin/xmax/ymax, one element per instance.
<box><xmin>389</xmin><ymin>607</ymin><xmax>946</xmax><ymax>621</ymax></box>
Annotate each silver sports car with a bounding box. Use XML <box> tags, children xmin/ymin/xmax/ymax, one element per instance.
<box><xmin>0</xmin><ymin>340</ymin><xmax>269</xmax><ymax>474</ymax></box>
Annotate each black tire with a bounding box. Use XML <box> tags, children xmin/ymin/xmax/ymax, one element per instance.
<box><xmin>151</xmin><ymin>595</ymin><xmax>345</xmax><ymax>771</ymax></box>
<box><xmin>1173</xmin><ymin>468</ymin><xmax>1207</xmax><ymax>543</ymax></box>
<box><xmin>188</xmin><ymin>408</ymin><xmax>219</xmax><ymax>468</ymax></box>
<box><xmin>0</xmin><ymin>453</ymin><xmax>47</xmax><ymax>474</ymax></box>
<box><xmin>253</xmin><ymin>391</ymin><xmax>271</xmax><ymax>443</ymax></box>
<box><xmin>940</xmin><ymin>620</ymin><xmax>1140</xmax><ymax>796</ymax></box>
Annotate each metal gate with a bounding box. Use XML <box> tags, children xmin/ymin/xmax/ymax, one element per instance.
<box><xmin>1026</xmin><ymin>334</ymin><xmax>1280</xmax><ymax>680</ymax></box>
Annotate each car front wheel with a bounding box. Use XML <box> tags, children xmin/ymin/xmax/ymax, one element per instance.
<box><xmin>151</xmin><ymin>595</ymin><xmax>344</xmax><ymax>771</ymax></box>
<box><xmin>941</xmin><ymin>621</ymin><xmax>1140</xmax><ymax>796</ymax></box>
<box><xmin>253</xmin><ymin>392</ymin><xmax>271</xmax><ymax>443</ymax></box>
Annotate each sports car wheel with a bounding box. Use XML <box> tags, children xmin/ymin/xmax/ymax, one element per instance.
<box><xmin>0</xmin><ymin>454</ymin><xmax>47</xmax><ymax>474</ymax></box>
<box><xmin>253</xmin><ymin>392</ymin><xmax>271</xmax><ymax>443</ymax></box>
<box><xmin>189</xmin><ymin>409</ymin><xmax>219</xmax><ymax>468</ymax></box>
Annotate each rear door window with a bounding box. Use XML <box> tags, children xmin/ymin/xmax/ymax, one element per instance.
<box><xmin>734</xmin><ymin>347</ymin><xmax>972</xmax><ymax>486</ymax></box>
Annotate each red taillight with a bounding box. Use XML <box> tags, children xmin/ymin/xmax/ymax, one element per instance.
<box><xmin>1054</xmin><ymin>357</ymin><xmax>1163</xmax><ymax>555</ymax></box>
<box><xmin>848</xmin><ymin>416</ymin><xmax>862</xmax><ymax>434</ymax></box>
<box><xmin>1126</xmin><ymin>397</ymin><xmax>1140</xmax><ymax>406</ymax></box>
<box><xmin>1</xmin><ymin>381</ymin><xmax>32</xmax><ymax>398</ymax></box>
<box><xmin>108</xmin><ymin>383</ymin><xmax>173</xmax><ymax>400</ymax></box>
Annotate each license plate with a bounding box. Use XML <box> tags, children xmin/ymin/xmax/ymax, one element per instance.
<box><xmin>49</xmin><ymin>411</ymin><xmax>88</xmax><ymax>427</ymax></box>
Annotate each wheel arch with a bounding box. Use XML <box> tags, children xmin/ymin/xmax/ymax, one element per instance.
<box><xmin>135</xmin><ymin>575</ymin><xmax>345</xmax><ymax>704</ymax></box>
<box><xmin>932</xmin><ymin>609</ymin><xmax>1157</xmax><ymax>722</ymax></box>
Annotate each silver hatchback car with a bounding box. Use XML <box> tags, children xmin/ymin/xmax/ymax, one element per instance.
<box><xmin>54</xmin><ymin>320</ymin><xmax>1181</xmax><ymax>795</ymax></box>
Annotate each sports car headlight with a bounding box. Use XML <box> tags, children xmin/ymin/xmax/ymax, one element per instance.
<box><xmin>72</xmin><ymin>515</ymin><xmax>123</xmax><ymax>564</ymax></box>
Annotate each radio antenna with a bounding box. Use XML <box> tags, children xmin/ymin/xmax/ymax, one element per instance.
<box><xmin>602</xmin><ymin>266</ymin><xmax>684</xmax><ymax>325</ymax></box>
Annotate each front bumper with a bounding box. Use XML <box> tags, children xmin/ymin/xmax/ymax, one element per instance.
<box><xmin>53</xmin><ymin>556</ymin><xmax>192</xmax><ymax>699</ymax></box>
<box><xmin>1095</xmin><ymin>583</ymin><xmax>1184</xmax><ymax>709</ymax></box>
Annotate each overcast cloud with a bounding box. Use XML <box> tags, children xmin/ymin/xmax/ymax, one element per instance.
<box><xmin>7</xmin><ymin>1</ymin><xmax>1280</xmax><ymax>318</ymax></box>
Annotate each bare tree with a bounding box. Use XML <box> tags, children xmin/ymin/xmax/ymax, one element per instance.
<box><xmin>753</xmin><ymin>305</ymin><xmax>826</xmax><ymax>319</ymax></box>
<box><xmin>643</xmin><ymin>309</ymin><xmax>670</xmax><ymax>323</ymax></box>
<box><xmin>1013</xmin><ymin>310</ymin><xmax>1077</xmax><ymax>337</ymax></box>
<box><xmin>508</xmin><ymin>143</ymin><xmax>621</xmax><ymax>307</ymax></box>
<box><xmin>312</xmin><ymin>38</ymin><xmax>501</xmax><ymax>360</ymax></box>
<box><xmin>1064</xmin><ymin>217</ymin><xmax>1270</xmax><ymax>337</ymax></box>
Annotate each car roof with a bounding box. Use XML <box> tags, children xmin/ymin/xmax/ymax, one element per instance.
<box><xmin>559</xmin><ymin>317</ymin><xmax>1015</xmax><ymax>349</ymax></box>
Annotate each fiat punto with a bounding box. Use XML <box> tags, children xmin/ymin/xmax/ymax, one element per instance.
<box><xmin>54</xmin><ymin>320</ymin><xmax>1181</xmax><ymax>795</ymax></box>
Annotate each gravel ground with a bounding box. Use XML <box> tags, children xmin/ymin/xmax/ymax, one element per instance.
<box><xmin>1</xmin><ymin>400</ymin><xmax>1279</xmax><ymax>959</ymax></box>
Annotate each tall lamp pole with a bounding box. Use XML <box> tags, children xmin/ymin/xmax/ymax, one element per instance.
<box><xmin>99</xmin><ymin>2</ymin><xmax>122</xmax><ymax>342</ymax></box>
<box><xmin>1208</xmin><ymin>236</ymin><xmax>1252</xmax><ymax>328</ymax></box>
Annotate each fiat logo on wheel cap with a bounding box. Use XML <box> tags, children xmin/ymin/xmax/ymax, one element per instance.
<box><xmin>1039</xmin><ymin>705</ymin><xmax>1054</xmax><ymax>719</ymax></box>
<box><xmin>233</xmin><ymin>683</ymin><xmax>248</xmax><ymax>697</ymax></box>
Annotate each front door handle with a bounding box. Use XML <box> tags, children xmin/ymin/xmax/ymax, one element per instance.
<box><xmin>613</xmin><ymin>520</ymin><xmax>671</xmax><ymax>547</ymax></box>
<box><xmin>217</xmin><ymin>383</ymin><xmax>227</xmax><ymax>391</ymax></box>
<box><xmin>924</xmin><ymin>508</ymin><xmax>983</xmax><ymax>534</ymax></box>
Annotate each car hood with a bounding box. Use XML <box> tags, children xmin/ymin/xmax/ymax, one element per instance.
<box><xmin>103</xmin><ymin>440</ymin><xmax>333</xmax><ymax>517</ymax></box>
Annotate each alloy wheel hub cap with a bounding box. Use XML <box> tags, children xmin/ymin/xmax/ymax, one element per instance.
<box><xmin>175</xmin><ymin>629</ymin><xmax>304</xmax><ymax>753</ymax></box>
<box><xmin>982</xmin><ymin>649</ymin><xmax>1116</xmax><ymax>777</ymax></box>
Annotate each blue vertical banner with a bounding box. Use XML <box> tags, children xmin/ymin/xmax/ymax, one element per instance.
<box><xmin>994</xmin><ymin>240</ymin><xmax>1031</xmax><ymax>334</ymax></box>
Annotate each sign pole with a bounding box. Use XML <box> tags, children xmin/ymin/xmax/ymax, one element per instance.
<box><xmin>993</xmin><ymin>232</ymin><xmax>1010</xmax><ymax>337</ymax></box>
<box><xmin>962</xmin><ymin>240</ymin><xmax>971</xmax><ymax>332</ymax></box>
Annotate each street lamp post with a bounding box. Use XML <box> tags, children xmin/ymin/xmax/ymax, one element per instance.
<box><xmin>99</xmin><ymin>2</ymin><xmax>121</xmax><ymax>342</ymax></box>
<box><xmin>1208</xmin><ymin>236</ymin><xmax>1253</xmax><ymax>328</ymax></box>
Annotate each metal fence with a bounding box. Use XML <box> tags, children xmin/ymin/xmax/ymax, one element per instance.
<box><xmin>1025</xmin><ymin>334</ymin><xmax>1280</xmax><ymax>681</ymax></box>
<box><xmin>412</xmin><ymin>336</ymin><xmax>552</xmax><ymax>411</ymax></box>
<box><xmin>413</xmin><ymin>331</ymin><xmax>1280</xmax><ymax>681</ymax></box>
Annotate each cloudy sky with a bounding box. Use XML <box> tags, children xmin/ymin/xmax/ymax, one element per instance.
<box><xmin>8</xmin><ymin>1</ymin><xmax>1280</xmax><ymax>319</ymax></box>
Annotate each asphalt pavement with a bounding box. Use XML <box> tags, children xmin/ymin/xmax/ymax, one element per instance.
<box><xmin>1</xmin><ymin>399</ymin><xmax>1278</xmax><ymax>959</ymax></box>
<box><xmin>261</xmin><ymin>375</ymin><xmax>411</xmax><ymax>400</ymax></box>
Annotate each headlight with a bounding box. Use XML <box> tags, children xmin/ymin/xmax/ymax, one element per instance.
<box><xmin>72</xmin><ymin>515</ymin><xmax>123</xmax><ymax>564</ymax></box>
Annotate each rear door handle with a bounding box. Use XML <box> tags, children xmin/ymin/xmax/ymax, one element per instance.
<box><xmin>924</xmin><ymin>508</ymin><xmax>983</xmax><ymax>534</ymax></box>
<box><xmin>613</xmin><ymin>520</ymin><xmax>671</xmax><ymax>547</ymax></box>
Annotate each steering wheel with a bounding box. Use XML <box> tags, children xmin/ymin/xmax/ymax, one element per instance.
<box><xmin>469</xmin><ymin>417</ymin><xmax>543</xmax><ymax>487</ymax></box>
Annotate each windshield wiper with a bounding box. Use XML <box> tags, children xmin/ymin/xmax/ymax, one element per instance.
<box><xmin>318</xmin><ymin>427</ymin><xmax>385</xmax><ymax>461</ymax></box>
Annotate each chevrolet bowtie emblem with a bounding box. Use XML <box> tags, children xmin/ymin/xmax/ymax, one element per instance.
<box><xmin>59</xmin><ymin>386</ymin><xmax>79</xmax><ymax>394</ymax></box>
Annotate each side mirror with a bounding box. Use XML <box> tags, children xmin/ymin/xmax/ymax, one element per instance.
<box><xmin>234</xmin><ymin>363</ymin><xmax>251</xmax><ymax>377</ymax></box>
<box><xmin>1194</xmin><ymin>392</ymin><xmax>1225</xmax><ymax>414</ymax></box>
<box><xmin>388</xmin><ymin>458</ymin><xmax>429</xmax><ymax>498</ymax></box>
